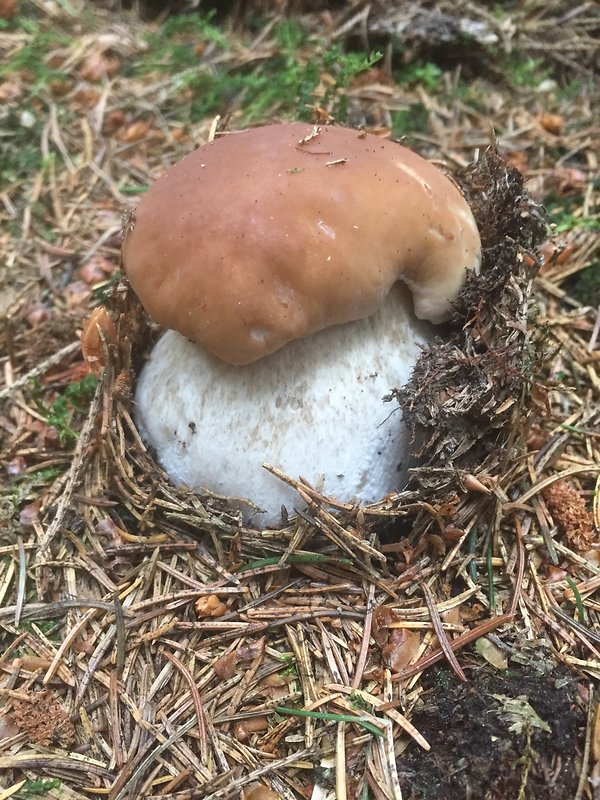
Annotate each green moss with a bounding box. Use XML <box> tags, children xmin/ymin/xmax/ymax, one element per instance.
<box><xmin>504</xmin><ymin>55</ymin><xmax>553</xmax><ymax>89</ymax></box>
<box><xmin>133</xmin><ymin>13</ymin><xmax>380</xmax><ymax>124</ymax></box>
<box><xmin>391</xmin><ymin>103</ymin><xmax>430</xmax><ymax>141</ymax></box>
<box><xmin>29</xmin><ymin>374</ymin><xmax>98</xmax><ymax>446</ymax></box>
<box><xmin>395</xmin><ymin>60</ymin><xmax>444</xmax><ymax>91</ymax></box>
<box><xmin>567</xmin><ymin>262</ymin><xmax>600</xmax><ymax>307</ymax></box>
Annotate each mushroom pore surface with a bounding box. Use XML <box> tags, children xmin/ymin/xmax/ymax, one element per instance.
<box><xmin>122</xmin><ymin>123</ymin><xmax>481</xmax><ymax>365</ymax></box>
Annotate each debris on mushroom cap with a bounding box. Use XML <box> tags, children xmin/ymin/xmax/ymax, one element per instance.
<box><xmin>122</xmin><ymin>123</ymin><xmax>481</xmax><ymax>366</ymax></box>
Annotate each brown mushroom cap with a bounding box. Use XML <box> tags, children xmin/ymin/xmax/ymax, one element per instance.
<box><xmin>122</xmin><ymin>123</ymin><xmax>481</xmax><ymax>365</ymax></box>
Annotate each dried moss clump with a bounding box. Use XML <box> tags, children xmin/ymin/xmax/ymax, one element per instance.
<box><xmin>396</xmin><ymin>148</ymin><xmax>547</xmax><ymax>497</ymax></box>
<box><xmin>9</xmin><ymin>689</ymin><xmax>75</xmax><ymax>748</ymax></box>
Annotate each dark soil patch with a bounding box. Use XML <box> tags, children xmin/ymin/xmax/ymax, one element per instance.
<box><xmin>398</xmin><ymin>645</ymin><xmax>586</xmax><ymax>800</ymax></box>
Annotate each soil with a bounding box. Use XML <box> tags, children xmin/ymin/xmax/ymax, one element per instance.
<box><xmin>399</xmin><ymin>645</ymin><xmax>586</xmax><ymax>800</ymax></box>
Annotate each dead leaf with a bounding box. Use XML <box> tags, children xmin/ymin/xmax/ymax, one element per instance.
<box><xmin>195</xmin><ymin>594</ymin><xmax>228</xmax><ymax>618</ymax></box>
<box><xmin>24</xmin><ymin>305</ymin><xmax>50</xmax><ymax>327</ymax></box>
<box><xmin>545</xmin><ymin>564</ymin><xmax>567</xmax><ymax>583</ymax></box>
<box><xmin>0</xmin><ymin>713</ymin><xmax>19</xmax><ymax>740</ymax></box>
<box><xmin>72</xmin><ymin>88</ymin><xmax>101</xmax><ymax>108</ymax></box>
<box><xmin>0</xmin><ymin>80</ymin><xmax>21</xmax><ymax>101</ymax></box>
<box><xmin>243</xmin><ymin>784</ymin><xmax>282</xmax><ymax>800</ymax></box>
<box><xmin>383</xmin><ymin>630</ymin><xmax>421</xmax><ymax>671</ymax></box>
<box><xmin>20</xmin><ymin>502</ymin><xmax>41</xmax><ymax>527</ymax></box>
<box><xmin>79</xmin><ymin>254</ymin><xmax>116</xmax><ymax>285</ymax></box>
<box><xmin>102</xmin><ymin>109</ymin><xmax>126</xmax><ymax>136</ymax></box>
<box><xmin>475</xmin><ymin>638</ymin><xmax>508</xmax><ymax>670</ymax></box>
<box><xmin>539</xmin><ymin>112</ymin><xmax>564</xmax><ymax>135</ymax></box>
<box><xmin>238</xmin><ymin>637</ymin><xmax>266</xmax><ymax>660</ymax></box>
<box><xmin>493</xmin><ymin>694</ymin><xmax>551</xmax><ymax>734</ymax></box>
<box><xmin>120</xmin><ymin>120</ymin><xmax>151</xmax><ymax>142</ymax></box>
<box><xmin>372</xmin><ymin>604</ymin><xmax>401</xmax><ymax>645</ymax></box>
<box><xmin>213</xmin><ymin>651</ymin><xmax>238</xmax><ymax>680</ymax></box>
<box><xmin>234</xmin><ymin>715</ymin><xmax>269</xmax><ymax>742</ymax></box>
<box><xmin>6</xmin><ymin>456</ymin><xmax>27</xmax><ymax>477</ymax></box>
<box><xmin>545</xmin><ymin>167</ymin><xmax>587</xmax><ymax>196</ymax></box>
<box><xmin>81</xmin><ymin>306</ymin><xmax>117</xmax><ymax>375</ymax></box>
<box><xmin>65</xmin><ymin>280</ymin><xmax>91</xmax><ymax>309</ymax></box>
<box><xmin>79</xmin><ymin>49</ymin><xmax>121</xmax><ymax>82</ymax></box>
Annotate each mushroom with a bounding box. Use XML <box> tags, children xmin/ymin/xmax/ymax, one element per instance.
<box><xmin>122</xmin><ymin>123</ymin><xmax>481</xmax><ymax>525</ymax></box>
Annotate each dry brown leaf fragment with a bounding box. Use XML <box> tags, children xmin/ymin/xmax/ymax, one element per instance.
<box><xmin>543</xmin><ymin>479</ymin><xmax>595</xmax><ymax>551</ymax></box>
<box><xmin>0</xmin><ymin>713</ymin><xmax>19</xmax><ymax>740</ymax></box>
<box><xmin>475</xmin><ymin>638</ymin><xmax>508</xmax><ymax>670</ymax></box>
<box><xmin>372</xmin><ymin>605</ymin><xmax>401</xmax><ymax>646</ymax></box>
<box><xmin>238</xmin><ymin>637</ymin><xmax>265</xmax><ymax>661</ymax></box>
<box><xmin>17</xmin><ymin>655</ymin><xmax>53</xmax><ymax>672</ymax></box>
<box><xmin>530</xmin><ymin>384</ymin><xmax>551</xmax><ymax>415</ymax></box>
<box><xmin>234</xmin><ymin>715</ymin><xmax>269</xmax><ymax>742</ymax></box>
<box><xmin>463</xmin><ymin>474</ymin><xmax>492</xmax><ymax>494</ymax></box>
<box><xmin>120</xmin><ymin>120</ymin><xmax>151</xmax><ymax>142</ymax></box>
<box><xmin>10</xmin><ymin>689</ymin><xmax>75</xmax><ymax>748</ymax></box>
<box><xmin>243</xmin><ymin>784</ymin><xmax>283</xmax><ymax>800</ymax></box>
<box><xmin>539</xmin><ymin>112</ymin><xmax>564</xmax><ymax>135</ymax></box>
<box><xmin>19</xmin><ymin>501</ymin><xmax>41</xmax><ymax>526</ymax></box>
<box><xmin>79</xmin><ymin>255</ymin><xmax>116</xmax><ymax>285</ymax></box>
<box><xmin>72</xmin><ymin>88</ymin><xmax>101</xmax><ymax>108</ymax></box>
<box><xmin>79</xmin><ymin>49</ymin><xmax>121</xmax><ymax>81</ymax></box>
<box><xmin>81</xmin><ymin>306</ymin><xmax>117</xmax><ymax>375</ymax></box>
<box><xmin>526</xmin><ymin>423</ymin><xmax>546</xmax><ymax>450</ymax></box>
<box><xmin>65</xmin><ymin>280</ymin><xmax>91</xmax><ymax>309</ymax></box>
<box><xmin>540</xmin><ymin>240</ymin><xmax>576</xmax><ymax>270</ymax></box>
<box><xmin>24</xmin><ymin>305</ymin><xmax>49</xmax><ymax>327</ymax></box>
<box><xmin>49</xmin><ymin>78</ymin><xmax>72</xmax><ymax>97</ymax></box>
<box><xmin>443</xmin><ymin>525</ymin><xmax>465</xmax><ymax>542</ymax></box>
<box><xmin>195</xmin><ymin>593</ymin><xmax>228</xmax><ymax>618</ymax></box>
<box><xmin>0</xmin><ymin>80</ymin><xmax>21</xmax><ymax>101</ymax></box>
<box><xmin>382</xmin><ymin>630</ymin><xmax>421</xmax><ymax>671</ymax></box>
<box><xmin>102</xmin><ymin>109</ymin><xmax>127</xmax><ymax>136</ymax></box>
<box><xmin>544</xmin><ymin>167</ymin><xmax>587</xmax><ymax>196</ymax></box>
<box><xmin>213</xmin><ymin>651</ymin><xmax>238</xmax><ymax>680</ymax></box>
<box><xmin>6</xmin><ymin>456</ymin><xmax>27</xmax><ymax>476</ymax></box>
<box><xmin>545</xmin><ymin>564</ymin><xmax>568</xmax><ymax>583</ymax></box>
<box><xmin>506</xmin><ymin>150</ymin><xmax>528</xmax><ymax>175</ymax></box>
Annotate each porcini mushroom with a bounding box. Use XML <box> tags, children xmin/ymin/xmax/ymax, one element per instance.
<box><xmin>123</xmin><ymin>123</ymin><xmax>481</xmax><ymax>525</ymax></box>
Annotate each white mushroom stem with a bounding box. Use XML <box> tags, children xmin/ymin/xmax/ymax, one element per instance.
<box><xmin>134</xmin><ymin>285</ymin><xmax>433</xmax><ymax>527</ymax></box>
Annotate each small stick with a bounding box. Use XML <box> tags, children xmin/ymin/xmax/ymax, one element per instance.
<box><xmin>162</xmin><ymin>650</ymin><xmax>208</xmax><ymax>765</ymax></box>
<box><xmin>421</xmin><ymin>581</ymin><xmax>467</xmax><ymax>682</ymax></box>
<box><xmin>390</xmin><ymin>613</ymin><xmax>514</xmax><ymax>683</ymax></box>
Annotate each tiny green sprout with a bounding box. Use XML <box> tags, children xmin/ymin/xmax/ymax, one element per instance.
<box><xmin>391</xmin><ymin>104</ymin><xmax>430</xmax><ymax>141</ymax></box>
<box><xmin>275</xmin><ymin>18</ymin><xmax>306</xmax><ymax>51</ymax></box>
<box><xmin>396</xmin><ymin>61</ymin><xmax>443</xmax><ymax>91</ymax></box>
<box><xmin>274</xmin><ymin>705</ymin><xmax>385</xmax><ymax>738</ymax></box>
<box><xmin>16</xmin><ymin>778</ymin><xmax>62</xmax><ymax>797</ymax></box>
<box><xmin>278</xmin><ymin>652</ymin><xmax>298</xmax><ymax>677</ymax></box>
<box><xmin>19</xmin><ymin>620</ymin><xmax>61</xmax><ymax>640</ymax></box>
<box><xmin>565</xmin><ymin>576</ymin><xmax>586</xmax><ymax>623</ymax></box>
<box><xmin>121</xmin><ymin>185</ymin><xmax>149</xmax><ymax>195</ymax></box>
<box><xmin>29</xmin><ymin>374</ymin><xmax>98</xmax><ymax>446</ymax></box>
<box><xmin>561</xmin><ymin>251</ymin><xmax>600</xmax><ymax>306</ymax></box>
<box><xmin>505</xmin><ymin>55</ymin><xmax>552</xmax><ymax>89</ymax></box>
<box><xmin>348</xmin><ymin>690</ymin><xmax>374</xmax><ymax>713</ymax></box>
